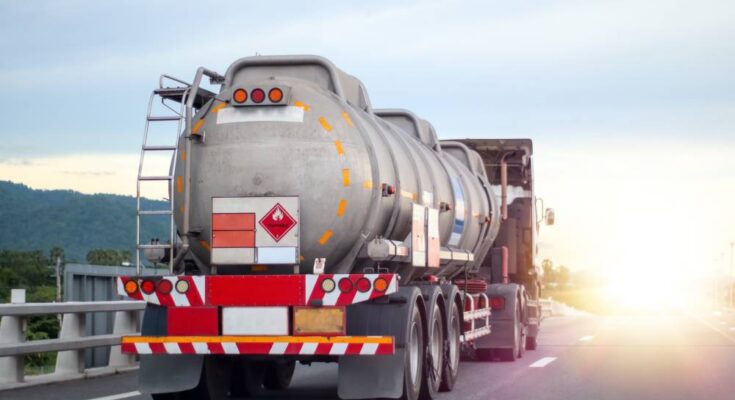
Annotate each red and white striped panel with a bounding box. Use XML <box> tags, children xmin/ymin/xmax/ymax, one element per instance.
<box><xmin>304</xmin><ymin>274</ymin><xmax>398</xmax><ymax>306</ymax></box>
<box><xmin>121</xmin><ymin>336</ymin><xmax>394</xmax><ymax>356</ymax></box>
<box><xmin>117</xmin><ymin>276</ymin><xmax>206</xmax><ymax>307</ymax></box>
<box><xmin>118</xmin><ymin>274</ymin><xmax>397</xmax><ymax>307</ymax></box>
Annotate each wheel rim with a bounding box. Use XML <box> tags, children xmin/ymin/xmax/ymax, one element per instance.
<box><xmin>409</xmin><ymin>319</ymin><xmax>420</xmax><ymax>385</ymax></box>
<box><xmin>431</xmin><ymin>315</ymin><xmax>442</xmax><ymax>378</ymax></box>
<box><xmin>448</xmin><ymin>307</ymin><xmax>460</xmax><ymax>371</ymax></box>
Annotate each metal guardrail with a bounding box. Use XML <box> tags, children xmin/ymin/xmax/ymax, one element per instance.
<box><xmin>540</xmin><ymin>298</ymin><xmax>554</xmax><ymax>318</ymax></box>
<box><xmin>0</xmin><ymin>301</ymin><xmax>144</xmax><ymax>389</ymax></box>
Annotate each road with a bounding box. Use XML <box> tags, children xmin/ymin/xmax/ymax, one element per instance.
<box><xmin>6</xmin><ymin>307</ymin><xmax>735</xmax><ymax>400</ymax></box>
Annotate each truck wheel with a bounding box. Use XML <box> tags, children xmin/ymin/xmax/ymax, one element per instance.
<box><xmin>526</xmin><ymin>335</ymin><xmax>538</xmax><ymax>350</ymax></box>
<box><xmin>402</xmin><ymin>302</ymin><xmax>425</xmax><ymax>400</ymax></box>
<box><xmin>439</xmin><ymin>298</ymin><xmax>461</xmax><ymax>392</ymax></box>
<box><xmin>499</xmin><ymin>303</ymin><xmax>523</xmax><ymax>361</ymax></box>
<box><xmin>420</xmin><ymin>300</ymin><xmax>444</xmax><ymax>399</ymax></box>
<box><xmin>230</xmin><ymin>359</ymin><xmax>265</xmax><ymax>397</ymax></box>
<box><xmin>173</xmin><ymin>357</ymin><xmax>232</xmax><ymax>400</ymax></box>
<box><xmin>263</xmin><ymin>359</ymin><xmax>296</xmax><ymax>390</ymax></box>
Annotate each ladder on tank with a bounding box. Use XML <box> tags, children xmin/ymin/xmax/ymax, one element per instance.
<box><xmin>135</xmin><ymin>70</ymin><xmax>223</xmax><ymax>275</ymax></box>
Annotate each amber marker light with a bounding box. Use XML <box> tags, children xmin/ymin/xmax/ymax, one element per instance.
<box><xmin>233</xmin><ymin>88</ymin><xmax>248</xmax><ymax>103</ymax></box>
<box><xmin>268</xmin><ymin>88</ymin><xmax>283</xmax><ymax>103</ymax></box>
<box><xmin>373</xmin><ymin>277</ymin><xmax>389</xmax><ymax>293</ymax></box>
<box><xmin>124</xmin><ymin>280</ymin><xmax>139</xmax><ymax>295</ymax></box>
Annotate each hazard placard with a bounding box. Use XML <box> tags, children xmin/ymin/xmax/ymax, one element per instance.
<box><xmin>259</xmin><ymin>203</ymin><xmax>297</xmax><ymax>242</ymax></box>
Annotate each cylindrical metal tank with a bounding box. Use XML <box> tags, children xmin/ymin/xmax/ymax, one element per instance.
<box><xmin>172</xmin><ymin>55</ymin><xmax>499</xmax><ymax>279</ymax></box>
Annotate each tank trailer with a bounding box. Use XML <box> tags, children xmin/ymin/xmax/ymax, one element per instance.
<box><xmin>120</xmin><ymin>55</ymin><xmax>554</xmax><ymax>399</ymax></box>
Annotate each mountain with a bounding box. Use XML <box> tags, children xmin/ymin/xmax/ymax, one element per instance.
<box><xmin>0</xmin><ymin>181</ymin><xmax>169</xmax><ymax>262</ymax></box>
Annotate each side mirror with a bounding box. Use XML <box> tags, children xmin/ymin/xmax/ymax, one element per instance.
<box><xmin>545</xmin><ymin>208</ymin><xmax>555</xmax><ymax>226</ymax></box>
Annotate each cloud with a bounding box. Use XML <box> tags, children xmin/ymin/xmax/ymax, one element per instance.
<box><xmin>0</xmin><ymin>158</ymin><xmax>34</xmax><ymax>166</ymax></box>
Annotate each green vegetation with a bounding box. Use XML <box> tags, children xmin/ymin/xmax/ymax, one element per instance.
<box><xmin>86</xmin><ymin>249</ymin><xmax>132</xmax><ymax>265</ymax></box>
<box><xmin>0</xmin><ymin>181</ymin><xmax>168</xmax><ymax>262</ymax></box>
<box><xmin>542</xmin><ymin>259</ymin><xmax>611</xmax><ymax>314</ymax></box>
<box><xmin>0</xmin><ymin>249</ymin><xmax>60</xmax><ymax>370</ymax></box>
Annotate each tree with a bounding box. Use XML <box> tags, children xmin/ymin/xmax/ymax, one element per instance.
<box><xmin>557</xmin><ymin>266</ymin><xmax>571</xmax><ymax>287</ymax></box>
<box><xmin>86</xmin><ymin>249</ymin><xmax>131</xmax><ymax>266</ymax></box>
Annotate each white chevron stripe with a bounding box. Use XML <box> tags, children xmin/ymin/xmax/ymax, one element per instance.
<box><xmin>300</xmin><ymin>343</ymin><xmax>318</xmax><ymax>355</ymax></box>
<box><xmin>192</xmin><ymin>276</ymin><xmax>206</xmax><ymax>304</ymax></box>
<box><xmin>134</xmin><ymin>343</ymin><xmax>151</xmax><ymax>355</ymax></box>
<box><xmin>269</xmin><ymin>342</ymin><xmax>288</xmax><ymax>355</ymax></box>
<box><xmin>329</xmin><ymin>342</ymin><xmax>348</xmax><ymax>355</ymax></box>
<box><xmin>222</xmin><ymin>342</ymin><xmax>239</xmax><ymax>354</ymax></box>
<box><xmin>360</xmin><ymin>343</ymin><xmax>378</xmax><ymax>355</ymax></box>
<box><xmin>192</xmin><ymin>342</ymin><xmax>210</xmax><ymax>354</ymax></box>
<box><xmin>163</xmin><ymin>342</ymin><xmax>181</xmax><ymax>354</ymax></box>
<box><xmin>304</xmin><ymin>275</ymin><xmax>318</xmax><ymax>303</ymax></box>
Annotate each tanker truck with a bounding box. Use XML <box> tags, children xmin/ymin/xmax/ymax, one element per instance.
<box><xmin>119</xmin><ymin>55</ymin><xmax>553</xmax><ymax>400</ymax></box>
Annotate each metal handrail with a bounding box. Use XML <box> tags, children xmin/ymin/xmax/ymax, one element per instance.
<box><xmin>0</xmin><ymin>301</ymin><xmax>144</xmax><ymax>388</ymax></box>
<box><xmin>0</xmin><ymin>300</ymin><xmax>144</xmax><ymax>316</ymax></box>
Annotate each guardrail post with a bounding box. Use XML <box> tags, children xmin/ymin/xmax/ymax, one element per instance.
<box><xmin>0</xmin><ymin>315</ymin><xmax>25</xmax><ymax>383</ymax></box>
<box><xmin>54</xmin><ymin>313</ymin><xmax>86</xmax><ymax>377</ymax></box>
<box><xmin>108</xmin><ymin>310</ymin><xmax>139</xmax><ymax>368</ymax></box>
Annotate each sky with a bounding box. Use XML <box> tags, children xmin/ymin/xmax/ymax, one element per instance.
<box><xmin>1</xmin><ymin>0</ymin><xmax>734</xmax><ymax>286</ymax></box>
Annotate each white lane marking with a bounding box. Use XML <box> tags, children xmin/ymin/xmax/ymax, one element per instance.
<box><xmin>579</xmin><ymin>335</ymin><xmax>595</xmax><ymax>341</ymax></box>
<box><xmin>87</xmin><ymin>391</ymin><xmax>141</xmax><ymax>400</ymax></box>
<box><xmin>529</xmin><ymin>357</ymin><xmax>557</xmax><ymax>368</ymax></box>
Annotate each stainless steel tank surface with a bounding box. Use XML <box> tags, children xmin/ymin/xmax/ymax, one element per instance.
<box><xmin>172</xmin><ymin>55</ymin><xmax>499</xmax><ymax>276</ymax></box>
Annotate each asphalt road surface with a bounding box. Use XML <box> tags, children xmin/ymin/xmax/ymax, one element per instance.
<box><xmin>6</xmin><ymin>307</ymin><xmax>735</xmax><ymax>400</ymax></box>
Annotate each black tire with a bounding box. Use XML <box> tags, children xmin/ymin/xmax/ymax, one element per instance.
<box><xmin>526</xmin><ymin>335</ymin><xmax>538</xmax><ymax>350</ymax></box>
<box><xmin>402</xmin><ymin>302</ymin><xmax>425</xmax><ymax>400</ymax></box>
<box><xmin>420</xmin><ymin>301</ymin><xmax>445</xmax><ymax>399</ymax></box>
<box><xmin>174</xmin><ymin>357</ymin><xmax>232</xmax><ymax>400</ymax></box>
<box><xmin>263</xmin><ymin>359</ymin><xmax>296</xmax><ymax>390</ymax></box>
<box><xmin>498</xmin><ymin>302</ymin><xmax>523</xmax><ymax>361</ymax></box>
<box><xmin>475</xmin><ymin>348</ymin><xmax>495</xmax><ymax>361</ymax></box>
<box><xmin>231</xmin><ymin>359</ymin><xmax>266</xmax><ymax>397</ymax></box>
<box><xmin>439</xmin><ymin>298</ymin><xmax>461</xmax><ymax>392</ymax></box>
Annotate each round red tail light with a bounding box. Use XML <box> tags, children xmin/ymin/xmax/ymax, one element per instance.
<box><xmin>141</xmin><ymin>280</ymin><xmax>156</xmax><ymax>294</ymax></box>
<box><xmin>251</xmin><ymin>88</ymin><xmax>265</xmax><ymax>103</ymax></box>
<box><xmin>490</xmin><ymin>296</ymin><xmax>505</xmax><ymax>310</ymax></box>
<box><xmin>157</xmin><ymin>279</ymin><xmax>173</xmax><ymax>295</ymax></box>
<box><xmin>356</xmin><ymin>277</ymin><xmax>371</xmax><ymax>293</ymax></box>
<box><xmin>233</xmin><ymin>88</ymin><xmax>248</xmax><ymax>103</ymax></box>
<box><xmin>338</xmin><ymin>278</ymin><xmax>353</xmax><ymax>293</ymax></box>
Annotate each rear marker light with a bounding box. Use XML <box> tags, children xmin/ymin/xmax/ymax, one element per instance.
<box><xmin>356</xmin><ymin>277</ymin><xmax>371</xmax><ymax>293</ymax></box>
<box><xmin>321</xmin><ymin>278</ymin><xmax>336</xmax><ymax>293</ymax></box>
<box><xmin>490</xmin><ymin>296</ymin><xmax>505</xmax><ymax>310</ymax></box>
<box><xmin>124</xmin><ymin>280</ymin><xmax>139</xmax><ymax>295</ymax></box>
<box><xmin>175</xmin><ymin>279</ymin><xmax>190</xmax><ymax>294</ymax></box>
<box><xmin>338</xmin><ymin>278</ymin><xmax>353</xmax><ymax>293</ymax></box>
<box><xmin>373</xmin><ymin>277</ymin><xmax>389</xmax><ymax>293</ymax></box>
<box><xmin>233</xmin><ymin>88</ymin><xmax>247</xmax><ymax>103</ymax></box>
<box><xmin>251</xmin><ymin>88</ymin><xmax>265</xmax><ymax>103</ymax></box>
<box><xmin>157</xmin><ymin>279</ymin><xmax>173</xmax><ymax>295</ymax></box>
<box><xmin>141</xmin><ymin>280</ymin><xmax>156</xmax><ymax>295</ymax></box>
<box><xmin>268</xmin><ymin>88</ymin><xmax>283</xmax><ymax>103</ymax></box>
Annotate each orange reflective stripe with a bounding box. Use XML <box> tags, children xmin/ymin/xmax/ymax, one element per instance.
<box><xmin>122</xmin><ymin>335</ymin><xmax>393</xmax><ymax>344</ymax></box>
